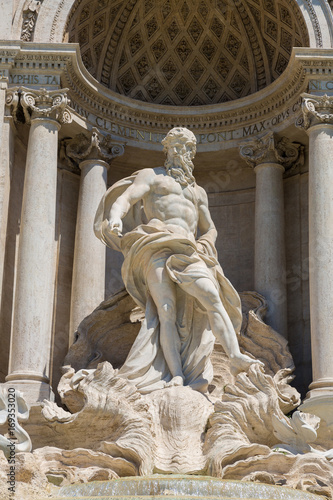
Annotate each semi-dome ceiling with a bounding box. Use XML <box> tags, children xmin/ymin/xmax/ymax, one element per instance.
<box><xmin>64</xmin><ymin>0</ymin><xmax>309</xmax><ymax>106</ymax></box>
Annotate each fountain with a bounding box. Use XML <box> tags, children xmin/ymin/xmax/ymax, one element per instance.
<box><xmin>49</xmin><ymin>475</ymin><xmax>324</xmax><ymax>499</ymax></box>
<box><xmin>1</xmin><ymin>128</ymin><xmax>333</xmax><ymax>499</ymax></box>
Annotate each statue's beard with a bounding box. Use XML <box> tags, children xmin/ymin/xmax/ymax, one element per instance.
<box><xmin>165</xmin><ymin>153</ymin><xmax>195</xmax><ymax>187</ymax></box>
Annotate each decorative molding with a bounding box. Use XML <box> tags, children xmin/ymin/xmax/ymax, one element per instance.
<box><xmin>65</xmin><ymin>127</ymin><xmax>125</xmax><ymax>165</ymax></box>
<box><xmin>303</xmin><ymin>0</ymin><xmax>323</xmax><ymax>48</ymax></box>
<box><xmin>50</xmin><ymin>0</ymin><xmax>66</xmax><ymax>43</ymax></box>
<box><xmin>100</xmin><ymin>0</ymin><xmax>137</xmax><ymax>88</ymax></box>
<box><xmin>21</xmin><ymin>0</ymin><xmax>44</xmax><ymax>42</ymax></box>
<box><xmin>239</xmin><ymin>131</ymin><xmax>304</xmax><ymax>171</ymax></box>
<box><xmin>234</xmin><ymin>0</ymin><xmax>267</xmax><ymax>91</ymax></box>
<box><xmin>300</xmin><ymin>93</ymin><xmax>333</xmax><ymax>129</ymax></box>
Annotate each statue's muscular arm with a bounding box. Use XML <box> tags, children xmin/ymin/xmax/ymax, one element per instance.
<box><xmin>108</xmin><ymin>168</ymin><xmax>154</xmax><ymax>235</ymax></box>
<box><xmin>197</xmin><ymin>186</ymin><xmax>217</xmax><ymax>243</ymax></box>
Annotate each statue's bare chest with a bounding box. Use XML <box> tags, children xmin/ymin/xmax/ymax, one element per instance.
<box><xmin>153</xmin><ymin>175</ymin><xmax>196</xmax><ymax>204</ymax></box>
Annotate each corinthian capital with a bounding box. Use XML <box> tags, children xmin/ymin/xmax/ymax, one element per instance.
<box><xmin>300</xmin><ymin>93</ymin><xmax>333</xmax><ymax>130</ymax></box>
<box><xmin>65</xmin><ymin>128</ymin><xmax>125</xmax><ymax>165</ymax></box>
<box><xmin>239</xmin><ymin>131</ymin><xmax>304</xmax><ymax>171</ymax></box>
<box><xmin>20</xmin><ymin>87</ymin><xmax>72</xmax><ymax>124</ymax></box>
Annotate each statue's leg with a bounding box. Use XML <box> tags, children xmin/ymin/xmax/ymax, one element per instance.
<box><xmin>181</xmin><ymin>277</ymin><xmax>263</xmax><ymax>376</ymax></box>
<box><xmin>146</xmin><ymin>260</ymin><xmax>184</xmax><ymax>386</ymax></box>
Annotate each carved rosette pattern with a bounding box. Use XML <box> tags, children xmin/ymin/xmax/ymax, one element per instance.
<box><xmin>65</xmin><ymin>127</ymin><xmax>125</xmax><ymax>165</ymax></box>
<box><xmin>239</xmin><ymin>131</ymin><xmax>304</xmax><ymax>170</ymax></box>
<box><xmin>300</xmin><ymin>94</ymin><xmax>333</xmax><ymax>130</ymax></box>
<box><xmin>64</xmin><ymin>0</ymin><xmax>309</xmax><ymax>106</ymax></box>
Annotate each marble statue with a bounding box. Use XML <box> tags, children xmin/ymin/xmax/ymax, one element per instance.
<box><xmin>94</xmin><ymin>127</ymin><xmax>263</xmax><ymax>393</ymax></box>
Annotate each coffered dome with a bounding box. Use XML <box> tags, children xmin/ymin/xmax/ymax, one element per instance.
<box><xmin>64</xmin><ymin>0</ymin><xmax>309</xmax><ymax>106</ymax></box>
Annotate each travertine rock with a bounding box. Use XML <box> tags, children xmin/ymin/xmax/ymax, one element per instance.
<box><xmin>3</xmin><ymin>290</ymin><xmax>332</xmax><ymax>499</ymax></box>
<box><xmin>64</xmin><ymin>289</ymin><xmax>143</xmax><ymax>373</ymax></box>
<box><xmin>146</xmin><ymin>386</ymin><xmax>213</xmax><ymax>474</ymax></box>
<box><xmin>221</xmin><ymin>452</ymin><xmax>333</xmax><ymax>497</ymax></box>
<box><xmin>205</xmin><ymin>364</ymin><xmax>299</xmax><ymax>477</ymax></box>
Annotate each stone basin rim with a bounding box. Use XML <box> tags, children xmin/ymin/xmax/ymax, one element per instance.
<box><xmin>55</xmin><ymin>475</ymin><xmax>325</xmax><ymax>499</ymax></box>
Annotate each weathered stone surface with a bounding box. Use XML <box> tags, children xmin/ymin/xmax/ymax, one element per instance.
<box><xmin>146</xmin><ymin>386</ymin><xmax>213</xmax><ymax>474</ymax></box>
<box><xmin>64</xmin><ymin>289</ymin><xmax>143</xmax><ymax>372</ymax></box>
<box><xmin>4</xmin><ymin>288</ymin><xmax>331</xmax><ymax>499</ymax></box>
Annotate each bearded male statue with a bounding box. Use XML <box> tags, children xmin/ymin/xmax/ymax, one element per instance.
<box><xmin>94</xmin><ymin>127</ymin><xmax>262</xmax><ymax>394</ymax></box>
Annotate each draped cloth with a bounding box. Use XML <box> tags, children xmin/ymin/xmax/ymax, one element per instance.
<box><xmin>94</xmin><ymin>172</ymin><xmax>242</xmax><ymax>394</ymax></box>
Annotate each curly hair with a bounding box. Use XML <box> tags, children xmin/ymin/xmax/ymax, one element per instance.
<box><xmin>161</xmin><ymin>127</ymin><xmax>197</xmax><ymax>155</ymax></box>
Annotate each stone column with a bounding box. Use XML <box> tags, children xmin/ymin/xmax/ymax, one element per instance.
<box><xmin>240</xmin><ymin>132</ymin><xmax>303</xmax><ymax>339</ymax></box>
<box><xmin>65</xmin><ymin>129</ymin><xmax>124</xmax><ymax>341</ymax></box>
<box><xmin>297</xmin><ymin>95</ymin><xmax>333</xmax><ymax>419</ymax></box>
<box><xmin>5</xmin><ymin>88</ymin><xmax>71</xmax><ymax>404</ymax></box>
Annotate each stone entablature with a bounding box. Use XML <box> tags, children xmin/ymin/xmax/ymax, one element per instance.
<box><xmin>2</xmin><ymin>42</ymin><xmax>333</xmax><ymax>150</ymax></box>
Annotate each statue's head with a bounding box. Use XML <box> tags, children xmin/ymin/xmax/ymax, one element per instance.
<box><xmin>161</xmin><ymin>127</ymin><xmax>197</xmax><ymax>159</ymax></box>
<box><xmin>162</xmin><ymin>127</ymin><xmax>196</xmax><ymax>186</ymax></box>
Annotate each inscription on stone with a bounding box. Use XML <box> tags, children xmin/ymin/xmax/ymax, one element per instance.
<box><xmin>309</xmin><ymin>80</ymin><xmax>333</xmax><ymax>92</ymax></box>
<box><xmin>8</xmin><ymin>74</ymin><xmax>60</xmax><ymax>86</ymax></box>
<box><xmin>70</xmin><ymin>99</ymin><xmax>301</xmax><ymax>146</ymax></box>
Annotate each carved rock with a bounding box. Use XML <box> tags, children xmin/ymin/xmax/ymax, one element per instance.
<box><xmin>146</xmin><ymin>386</ymin><xmax>212</xmax><ymax>474</ymax></box>
<box><xmin>3</xmin><ymin>290</ymin><xmax>333</xmax><ymax>498</ymax></box>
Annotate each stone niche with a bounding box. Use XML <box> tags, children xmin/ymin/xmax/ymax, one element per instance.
<box><xmin>63</xmin><ymin>0</ymin><xmax>309</xmax><ymax>105</ymax></box>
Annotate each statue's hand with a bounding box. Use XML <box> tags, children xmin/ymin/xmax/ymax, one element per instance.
<box><xmin>108</xmin><ymin>218</ymin><xmax>123</xmax><ymax>237</ymax></box>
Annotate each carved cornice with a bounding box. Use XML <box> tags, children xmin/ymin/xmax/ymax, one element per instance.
<box><xmin>4</xmin><ymin>43</ymin><xmax>333</xmax><ymax>149</ymax></box>
<box><xmin>300</xmin><ymin>93</ymin><xmax>333</xmax><ymax>130</ymax></box>
<box><xmin>65</xmin><ymin>127</ymin><xmax>125</xmax><ymax>165</ymax></box>
<box><xmin>239</xmin><ymin>131</ymin><xmax>304</xmax><ymax>171</ymax></box>
<box><xmin>6</xmin><ymin>87</ymin><xmax>72</xmax><ymax>124</ymax></box>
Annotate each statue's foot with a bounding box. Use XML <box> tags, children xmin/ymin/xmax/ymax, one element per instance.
<box><xmin>230</xmin><ymin>353</ymin><xmax>264</xmax><ymax>377</ymax></box>
<box><xmin>166</xmin><ymin>376</ymin><xmax>184</xmax><ymax>388</ymax></box>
